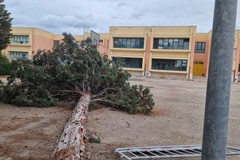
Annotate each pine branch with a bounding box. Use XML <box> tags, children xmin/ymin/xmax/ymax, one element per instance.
<box><xmin>91</xmin><ymin>87</ymin><xmax>115</xmax><ymax>99</ymax></box>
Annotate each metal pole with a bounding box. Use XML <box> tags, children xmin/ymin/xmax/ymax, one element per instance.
<box><xmin>201</xmin><ymin>0</ymin><xmax>238</xmax><ymax>160</ymax></box>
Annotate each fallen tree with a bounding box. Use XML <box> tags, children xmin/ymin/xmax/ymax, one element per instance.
<box><xmin>51</xmin><ymin>93</ymin><xmax>90</xmax><ymax>159</ymax></box>
<box><xmin>0</xmin><ymin>33</ymin><xmax>154</xmax><ymax>159</ymax></box>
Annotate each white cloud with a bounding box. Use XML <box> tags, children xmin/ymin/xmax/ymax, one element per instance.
<box><xmin>4</xmin><ymin>0</ymin><xmax>240</xmax><ymax>34</ymax></box>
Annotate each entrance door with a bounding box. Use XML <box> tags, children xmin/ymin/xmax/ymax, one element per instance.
<box><xmin>193</xmin><ymin>62</ymin><xmax>204</xmax><ymax>76</ymax></box>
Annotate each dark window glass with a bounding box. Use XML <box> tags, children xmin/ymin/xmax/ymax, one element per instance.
<box><xmin>151</xmin><ymin>59</ymin><xmax>188</xmax><ymax>71</ymax></box>
<box><xmin>153</xmin><ymin>38</ymin><xmax>189</xmax><ymax>50</ymax></box>
<box><xmin>113</xmin><ymin>38</ymin><xmax>144</xmax><ymax>49</ymax></box>
<box><xmin>112</xmin><ymin>57</ymin><xmax>143</xmax><ymax>69</ymax></box>
<box><xmin>238</xmin><ymin>64</ymin><xmax>240</xmax><ymax>72</ymax></box>
<box><xmin>195</xmin><ymin>42</ymin><xmax>206</xmax><ymax>53</ymax></box>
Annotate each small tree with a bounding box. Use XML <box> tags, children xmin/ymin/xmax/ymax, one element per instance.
<box><xmin>0</xmin><ymin>0</ymin><xmax>12</xmax><ymax>50</ymax></box>
<box><xmin>0</xmin><ymin>33</ymin><xmax>154</xmax><ymax>159</ymax></box>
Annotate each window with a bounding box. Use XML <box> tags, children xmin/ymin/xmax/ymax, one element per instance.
<box><xmin>238</xmin><ymin>64</ymin><xmax>240</xmax><ymax>72</ymax></box>
<box><xmin>99</xmin><ymin>39</ymin><xmax>103</xmax><ymax>43</ymax></box>
<box><xmin>9</xmin><ymin>51</ymin><xmax>28</xmax><ymax>60</ymax></box>
<box><xmin>153</xmin><ymin>38</ymin><xmax>189</xmax><ymax>50</ymax></box>
<box><xmin>10</xmin><ymin>35</ymin><xmax>29</xmax><ymax>44</ymax></box>
<box><xmin>195</xmin><ymin>42</ymin><xmax>206</xmax><ymax>53</ymax></box>
<box><xmin>113</xmin><ymin>38</ymin><xmax>144</xmax><ymax>49</ymax></box>
<box><xmin>152</xmin><ymin>59</ymin><xmax>188</xmax><ymax>71</ymax></box>
<box><xmin>112</xmin><ymin>57</ymin><xmax>143</xmax><ymax>69</ymax></box>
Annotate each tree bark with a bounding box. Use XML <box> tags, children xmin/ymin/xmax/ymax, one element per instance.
<box><xmin>51</xmin><ymin>93</ymin><xmax>91</xmax><ymax>160</ymax></box>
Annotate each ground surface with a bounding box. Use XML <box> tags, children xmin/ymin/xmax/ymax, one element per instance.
<box><xmin>0</xmin><ymin>77</ymin><xmax>240</xmax><ymax>160</ymax></box>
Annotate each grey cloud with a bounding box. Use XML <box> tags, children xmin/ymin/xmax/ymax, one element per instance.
<box><xmin>131</xmin><ymin>12</ymin><xmax>143</xmax><ymax>20</ymax></box>
<box><xmin>4</xmin><ymin>0</ymin><xmax>240</xmax><ymax>34</ymax></box>
<box><xmin>39</xmin><ymin>14</ymin><xmax>96</xmax><ymax>29</ymax></box>
<box><xmin>118</xmin><ymin>2</ymin><xmax>127</xmax><ymax>7</ymax></box>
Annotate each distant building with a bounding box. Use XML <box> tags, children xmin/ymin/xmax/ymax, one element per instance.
<box><xmin>2</xmin><ymin>27</ymin><xmax>103</xmax><ymax>61</ymax></box>
<box><xmin>2</xmin><ymin>27</ymin><xmax>54</xmax><ymax>60</ymax></box>
<box><xmin>105</xmin><ymin>26</ymin><xmax>240</xmax><ymax>81</ymax></box>
<box><xmin>2</xmin><ymin>26</ymin><xmax>240</xmax><ymax>81</ymax></box>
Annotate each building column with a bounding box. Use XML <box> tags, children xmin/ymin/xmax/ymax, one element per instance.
<box><xmin>188</xmin><ymin>35</ymin><xmax>196</xmax><ymax>80</ymax></box>
<box><xmin>144</xmin><ymin>33</ymin><xmax>152</xmax><ymax>76</ymax></box>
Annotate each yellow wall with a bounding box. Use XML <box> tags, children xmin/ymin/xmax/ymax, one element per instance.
<box><xmin>109</xmin><ymin>26</ymin><xmax>196</xmax><ymax>79</ymax></box>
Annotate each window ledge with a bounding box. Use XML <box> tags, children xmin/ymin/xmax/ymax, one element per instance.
<box><xmin>122</xmin><ymin>68</ymin><xmax>144</xmax><ymax>71</ymax></box>
<box><xmin>151</xmin><ymin>49</ymin><xmax>190</xmax><ymax>52</ymax></box>
<box><xmin>111</xmin><ymin>48</ymin><xmax>145</xmax><ymax>52</ymax></box>
<box><xmin>150</xmin><ymin>69</ymin><xmax>188</xmax><ymax>74</ymax></box>
<box><xmin>10</xmin><ymin>43</ymin><xmax>31</xmax><ymax>46</ymax></box>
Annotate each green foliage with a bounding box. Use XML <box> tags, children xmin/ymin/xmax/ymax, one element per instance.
<box><xmin>1</xmin><ymin>60</ymin><xmax>57</xmax><ymax>107</ymax></box>
<box><xmin>0</xmin><ymin>52</ymin><xmax>12</xmax><ymax>75</ymax></box>
<box><xmin>0</xmin><ymin>33</ymin><xmax>154</xmax><ymax>114</ymax></box>
<box><xmin>107</xmin><ymin>84</ymin><xmax>154</xmax><ymax>115</ymax></box>
<box><xmin>0</xmin><ymin>0</ymin><xmax>13</xmax><ymax>50</ymax></box>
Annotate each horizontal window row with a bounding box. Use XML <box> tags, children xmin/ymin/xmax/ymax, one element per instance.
<box><xmin>9</xmin><ymin>51</ymin><xmax>28</xmax><ymax>60</ymax></box>
<box><xmin>153</xmin><ymin>38</ymin><xmax>189</xmax><ymax>50</ymax></box>
<box><xmin>152</xmin><ymin>59</ymin><xmax>187</xmax><ymax>71</ymax></box>
<box><xmin>113</xmin><ymin>38</ymin><xmax>207</xmax><ymax>53</ymax></box>
<box><xmin>10</xmin><ymin>35</ymin><xmax>29</xmax><ymax>44</ymax></box>
<box><xmin>114</xmin><ymin>38</ymin><xmax>144</xmax><ymax>49</ymax></box>
<box><xmin>112</xmin><ymin>57</ymin><xmax>188</xmax><ymax>71</ymax></box>
<box><xmin>112</xmin><ymin>57</ymin><xmax>143</xmax><ymax>69</ymax></box>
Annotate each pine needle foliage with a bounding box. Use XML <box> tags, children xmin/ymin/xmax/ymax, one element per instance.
<box><xmin>0</xmin><ymin>33</ymin><xmax>154</xmax><ymax>114</ymax></box>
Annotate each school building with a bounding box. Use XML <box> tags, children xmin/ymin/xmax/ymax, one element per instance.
<box><xmin>2</xmin><ymin>26</ymin><xmax>240</xmax><ymax>81</ymax></box>
<box><xmin>105</xmin><ymin>26</ymin><xmax>240</xmax><ymax>81</ymax></box>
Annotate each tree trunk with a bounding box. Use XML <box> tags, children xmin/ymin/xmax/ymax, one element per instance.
<box><xmin>51</xmin><ymin>93</ymin><xmax>91</xmax><ymax>160</ymax></box>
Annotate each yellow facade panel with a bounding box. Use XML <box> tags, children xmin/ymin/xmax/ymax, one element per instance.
<box><xmin>11</xmin><ymin>27</ymin><xmax>32</xmax><ymax>35</ymax></box>
<box><xmin>195</xmin><ymin>33</ymin><xmax>209</xmax><ymax>41</ymax></box>
<box><xmin>151</xmin><ymin>52</ymin><xmax>189</xmax><ymax>59</ymax></box>
<box><xmin>152</xmin><ymin>26</ymin><xmax>196</xmax><ymax>36</ymax></box>
<box><xmin>110</xmin><ymin>26</ymin><xmax>147</xmax><ymax>35</ymax></box>
<box><xmin>8</xmin><ymin>46</ymin><xmax>31</xmax><ymax>51</ymax></box>
<box><xmin>111</xmin><ymin>51</ymin><xmax>144</xmax><ymax>57</ymax></box>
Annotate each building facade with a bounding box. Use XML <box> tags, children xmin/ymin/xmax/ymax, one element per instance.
<box><xmin>2</xmin><ymin>26</ymin><xmax>240</xmax><ymax>81</ymax></box>
<box><xmin>103</xmin><ymin>26</ymin><xmax>240</xmax><ymax>81</ymax></box>
<box><xmin>108</xmin><ymin>26</ymin><xmax>196</xmax><ymax>79</ymax></box>
<box><xmin>2</xmin><ymin>27</ymin><xmax>54</xmax><ymax>60</ymax></box>
<box><xmin>2</xmin><ymin>27</ymin><xmax>99</xmax><ymax>60</ymax></box>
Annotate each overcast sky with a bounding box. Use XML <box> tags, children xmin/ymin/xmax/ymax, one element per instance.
<box><xmin>4</xmin><ymin>0</ymin><xmax>240</xmax><ymax>35</ymax></box>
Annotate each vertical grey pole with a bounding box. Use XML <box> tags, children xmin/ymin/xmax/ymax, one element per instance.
<box><xmin>201</xmin><ymin>0</ymin><xmax>238</xmax><ymax>160</ymax></box>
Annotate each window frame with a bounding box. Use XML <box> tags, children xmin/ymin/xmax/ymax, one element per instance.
<box><xmin>9</xmin><ymin>51</ymin><xmax>28</xmax><ymax>60</ymax></box>
<box><xmin>113</xmin><ymin>37</ymin><xmax>144</xmax><ymax>49</ymax></box>
<box><xmin>151</xmin><ymin>58</ymin><xmax>188</xmax><ymax>71</ymax></box>
<box><xmin>112</xmin><ymin>57</ymin><xmax>143</xmax><ymax>69</ymax></box>
<box><xmin>195</xmin><ymin>42</ymin><xmax>206</xmax><ymax>53</ymax></box>
<box><xmin>153</xmin><ymin>38</ymin><xmax>190</xmax><ymax>50</ymax></box>
<box><xmin>10</xmin><ymin>35</ymin><xmax>30</xmax><ymax>44</ymax></box>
